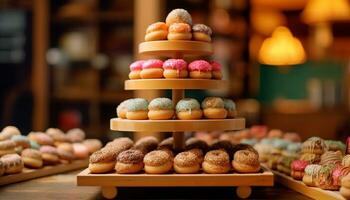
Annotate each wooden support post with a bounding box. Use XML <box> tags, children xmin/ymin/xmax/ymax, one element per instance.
<box><xmin>172</xmin><ymin>89</ymin><xmax>185</xmax><ymax>151</ymax></box>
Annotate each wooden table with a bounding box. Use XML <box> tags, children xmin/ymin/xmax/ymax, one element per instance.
<box><xmin>0</xmin><ymin>170</ymin><xmax>312</xmax><ymax>200</ymax></box>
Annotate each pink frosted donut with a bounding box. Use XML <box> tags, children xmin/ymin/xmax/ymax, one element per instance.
<box><xmin>142</xmin><ymin>59</ymin><xmax>163</xmax><ymax>69</ymax></box>
<box><xmin>40</xmin><ymin>145</ymin><xmax>58</xmax><ymax>155</ymax></box>
<box><xmin>29</xmin><ymin>132</ymin><xmax>54</xmax><ymax>146</ymax></box>
<box><xmin>188</xmin><ymin>60</ymin><xmax>212</xmax><ymax>72</ymax></box>
<box><xmin>163</xmin><ymin>59</ymin><xmax>187</xmax><ymax>70</ymax></box>
<box><xmin>211</xmin><ymin>61</ymin><xmax>221</xmax><ymax>71</ymax></box>
<box><xmin>73</xmin><ymin>143</ymin><xmax>89</xmax><ymax>159</ymax></box>
<box><xmin>130</xmin><ymin>60</ymin><xmax>144</xmax><ymax>71</ymax></box>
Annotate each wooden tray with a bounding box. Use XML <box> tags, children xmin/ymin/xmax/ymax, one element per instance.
<box><xmin>125</xmin><ymin>79</ymin><xmax>228</xmax><ymax>90</ymax></box>
<box><xmin>77</xmin><ymin>168</ymin><xmax>274</xmax><ymax>199</ymax></box>
<box><xmin>139</xmin><ymin>40</ymin><xmax>213</xmax><ymax>57</ymax></box>
<box><xmin>110</xmin><ymin>118</ymin><xmax>245</xmax><ymax>132</ymax></box>
<box><xmin>0</xmin><ymin>159</ymin><xmax>88</xmax><ymax>186</ymax></box>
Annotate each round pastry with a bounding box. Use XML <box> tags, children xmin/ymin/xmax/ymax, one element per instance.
<box><xmin>166</xmin><ymin>8</ymin><xmax>192</xmax><ymax>26</ymax></box>
<box><xmin>163</xmin><ymin>59</ymin><xmax>188</xmax><ymax>78</ymax></box>
<box><xmin>343</xmin><ymin>155</ymin><xmax>350</xmax><ymax>167</ymax></box>
<box><xmin>28</xmin><ymin>132</ymin><xmax>54</xmax><ymax>146</ymax></box>
<box><xmin>253</xmin><ymin>143</ymin><xmax>270</xmax><ymax>162</ymax></box>
<box><xmin>209</xmin><ymin>61</ymin><xmax>222</xmax><ymax>80</ymax></box>
<box><xmin>317</xmin><ymin>164</ymin><xmax>338</xmax><ymax>190</ymax></box>
<box><xmin>11</xmin><ymin>135</ymin><xmax>30</xmax><ymax>149</ymax></box>
<box><xmin>133</xmin><ymin>136</ymin><xmax>159</xmax><ymax>154</ymax></box>
<box><xmin>40</xmin><ymin>145</ymin><xmax>59</xmax><ymax>165</ymax></box>
<box><xmin>188</xmin><ymin>60</ymin><xmax>212</xmax><ymax>79</ymax></box>
<box><xmin>89</xmin><ymin>148</ymin><xmax>117</xmax><ymax>173</ymax></box>
<box><xmin>82</xmin><ymin>139</ymin><xmax>102</xmax><ymax>154</ymax></box>
<box><xmin>222</xmin><ymin>99</ymin><xmax>237</xmax><ymax>118</ymax></box>
<box><xmin>129</xmin><ymin>60</ymin><xmax>144</xmax><ymax>79</ymax></box>
<box><xmin>232</xmin><ymin>150</ymin><xmax>260</xmax><ymax>173</ymax></box>
<box><xmin>1</xmin><ymin>154</ymin><xmax>23</xmax><ymax>174</ymax></box>
<box><xmin>303</xmin><ymin>164</ymin><xmax>322</xmax><ymax>186</ymax></box>
<box><xmin>283</xmin><ymin>132</ymin><xmax>301</xmax><ymax>142</ymax></box>
<box><xmin>145</xmin><ymin>22</ymin><xmax>168</xmax><ymax>41</ymax></box>
<box><xmin>167</xmin><ymin>23</ymin><xmax>192</xmax><ymax>40</ymax></box>
<box><xmin>232</xmin><ymin>143</ymin><xmax>258</xmax><ymax>156</ymax></box>
<box><xmin>210</xmin><ymin>140</ymin><xmax>234</xmax><ymax>158</ymax></box>
<box><xmin>341</xmin><ymin>174</ymin><xmax>350</xmax><ymax>199</ymax></box>
<box><xmin>144</xmin><ymin>150</ymin><xmax>173</xmax><ymax>174</ymax></box>
<box><xmin>29</xmin><ymin>140</ymin><xmax>40</xmax><ymax>150</ymax></box>
<box><xmin>320</xmin><ymin>151</ymin><xmax>342</xmax><ymax>165</ymax></box>
<box><xmin>185</xmin><ymin>137</ymin><xmax>209</xmax><ymax>153</ymax></box>
<box><xmin>0</xmin><ymin>126</ymin><xmax>21</xmax><ymax>141</ymax></box>
<box><xmin>250</xmin><ymin>125</ymin><xmax>268</xmax><ymax>139</ymax></box>
<box><xmin>72</xmin><ymin>143</ymin><xmax>89</xmax><ymax>159</ymax></box>
<box><xmin>302</xmin><ymin>136</ymin><xmax>327</xmax><ymax>155</ymax></box>
<box><xmin>126</xmin><ymin>98</ymin><xmax>149</xmax><ymax>120</ymax></box>
<box><xmin>192</xmin><ymin>24</ymin><xmax>212</xmax><ymax>42</ymax></box>
<box><xmin>325</xmin><ymin>140</ymin><xmax>346</xmax><ymax>155</ymax></box>
<box><xmin>21</xmin><ymin>149</ymin><xmax>43</xmax><ymax>168</ymax></box>
<box><xmin>46</xmin><ymin>128</ymin><xmax>67</xmax><ymax>144</ymax></box>
<box><xmin>333</xmin><ymin>165</ymin><xmax>350</xmax><ymax>187</ymax></box>
<box><xmin>174</xmin><ymin>151</ymin><xmax>200</xmax><ymax>174</ymax></box>
<box><xmin>201</xmin><ymin>97</ymin><xmax>227</xmax><ymax>119</ymax></box>
<box><xmin>202</xmin><ymin>150</ymin><xmax>230</xmax><ymax>174</ymax></box>
<box><xmin>115</xmin><ymin>149</ymin><xmax>144</xmax><ymax>174</ymax></box>
<box><xmin>0</xmin><ymin>160</ymin><xmax>4</xmax><ymax>176</ymax></box>
<box><xmin>106</xmin><ymin>137</ymin><xmax>134</xmax><ymax>150</ymax></box>
<box><xmin>291</xmin><ymin>160</ymin><xmax>308</xmax><ymax>180</ymax></box>
<box><xmin>57</xmin><ymin>142</ymin><xmax>74</xmax><ymax>153</ymax></box>
<box><xmin>140</xmin><ymin>59</ymin><xmax>164</xmax><ymax>79</ymax></box>
<box><xmin>116</xmin><ymin>99</ymin><xmax>131</xmax><ymax>119</ymax></box>
<box><xmin>267</xmin><ymin>129</ymin><xmax>283</xmax><ymax>138</ymax></box>
<box><xmin>57</xmin><ymin>148</ymin><xmax>75</xmax><ymax>164</ymax></box>
<box><xmin>176</xmin><ymin>98</ymin><xmax>202</xmax><ymax>120</ymax></box>
<box><xmin>148</xmin><ymin>98</ymin><xmax>174</xmax><ymax>120</ymax></box>
<box><xmin>158</xmin><ymin>137</ymin><xmax>174</xmax><ymax>153</ymax></box>
<box><xmin>300</xmin><ymin>152</ymin><xmax>321</xmax><ymax>164</ymax></box>
<box><xmin>187</xmin><ymin>148</ymin><xmax>204</xmax><ymax>164</ymax></box>
<box><xmin>0</xmin><ymin>140</ymin><xmax>16</xmax><ymax>156</ymax></box>
<box><xmin>66</xmin><ymin>128</ymin><xmax>85</xmax><ymax>143</ymax></box>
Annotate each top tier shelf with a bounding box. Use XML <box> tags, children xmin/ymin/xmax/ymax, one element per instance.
<box><xmin>139</xmin><ymin>40</ymin><xmax>213</xmax><ymax>57</ymax></box>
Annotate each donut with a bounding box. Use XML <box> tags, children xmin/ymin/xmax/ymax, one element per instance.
<box><xmin>201</xmin><ymin>97</ymin><xmax>227</xmax><ymax>119</ymax></box>
<box><xmin>28</xmin><ymin>132</ymin><xmax>54</xmax><ymax>146</ymax></box>
<box><xmin>1</xmin><ymin>154</ymin><xmax>23</xmax><ymax>174</ymax></box>
<box><xmin>46</xmin><ymin>128</ymin><xmax>67</xmax><ymax>144</ymax></box>
<box><xmin>291</xmin><ymin>160</ymin><xmax>308</xmax><ymax>180</ymax></box>
<box><xmin>57</xmin><ymin>142</ymin><xmax>74</xmax><ymax>153</ymax></box>
<box><xmin>283</xmin><ymin>132</ymin><xmax>301</xmax><ymax>142</ymax></box>
<box><xmin>343</xmin><ymin>155</ymin><xmax>350</xmax><ymax>167</ymax></box>
<box><xmin>187</xmin><ymin>148</ymin><xmax>204</xmax><ymax>164</ymax></box>
<box><xmin>302</xmin><ymin>137</ymin><xmax>327</xmax><ymax>155</ymax></box>
<box><xmin>82</xmin><ymin>139</ymin><xmax>102</xmax><ymax>154</ymax></box>
<box><xmin>145</xmin><ymin>22</ymin><xmax>168</xmax><ymax>41</ymax></box>
<box><xmin>333</xmin><ymin>165</ymin><xmax>350</xmax><ymax>187</ymax></box>
<box><xmin>303</xmin><ymin>164</ymin><xmax>321</xmax><ymax>186</ymax></box>
<box><xmin>115</xmin><ymin>149</ymin><xmax>144</xmax><ymax>174</ymax></box>
<box><xmin>57</xmin><ymin>148</ymin><xmax>75</xmax><ymax>164</ymax></box>
<box><xmin>163</xmin><ymin>59</ymin><xmax>188</xmax><ymax>78</ymax></box>
<box><xmin>72</xmin><ymin>143</ymin><xmax>89</xmax><ymax>159</ymax></box>
<box><xmin>176</xmin><ymin>98</ymin><xmax>202</xmax><ymax>120</ymax></box>
<box><xmin>192</xmin><ymin>24</ymin><xmax>212</xmax><ymax>42</ymax></box>
<box><xmin>174</xmin><ymin>151</ymin><xmax>200</xmax><ymax>173</ymax></box>
<box><xmin>300</xmin><ymin>152</ymin><xmax>321</xmax><ymax>164</ymax></box>
<box><xmin>66</xmin><ymin>128</ymin><xmax>85</xmax><ymax>143</ymax></box>
<box><xmin>0</xmin><ymin>140</ymin><xmax>16</xmax><ymax>156</ymax></box>
<box><xmin>325</xmin><ymin>140</ymin><xmax>346</xmax><ymax>155</ymax></box>
<box><xmin>167</xmin><ymin>23</ymin><xmax>192</xmax><ymax>40</ymax></box>
<box><xmin>21</xmin><ymin>149</ymin><xmax>43</xmax><ymax>168</ymax></box>
<box><xmin>129</xmin><ymin>60</ymin><xmax>144</xmax><ymax>79</ymax></box>
<box><xmin>141</xmin><ymin>59</ymin><xmax>164</xmax><ymax>79</ymax></box>
<box><xmin>286</xmin><ymin>143</ymin><xmax>302</xmax><ymax>158</ymax></box>
<box><xmin>202</xmin><ymin>150</ymin><xmax>230</xmax><ymax>174</ymax></box>
<box><xmin>158</xmin><ymin>137</ymin><xmax>174</xmax><ymax>153</ymax></box>
<box><xmin>0</xmin><ymin>126</ymin><xmax>21</xmax><ymax>141</ymax></box>
<box><xmin>253</xmin><ymin>143</ymin><xmax>270</xmax><ymax>162</ymax></box>
<box><xmin>223</xmin><ymin>99</ymin><xmax>237</xmax><ymax>118</ymax></box>
<box><xmin>0</xmin><ymin>160</ymin><xmax>4</xmax><ymax>176</ymax></box>
<box><xmin>148</xmin><ymin>98</ymin><xmax>174</xmax><ymax>120</ymax></box>
<box><xmin>210</xmin><ymin>140</ymin><xmax>234</xmax><ymax>159</ymax></box>
<box><xmin>133</xmin><ymin>136</ymin><xmax>159</xmax><ymax>154</ymax></box>
<box><xmin>40</xmin><ymin>145</ymin><xmax>59</xmax><ymax>165</ymax></box>
<box><xmin>116</xmin><ymin>99</ymin><xmax>131</xmax><ymax>119</ymax></box>
<box><xmin>188</xmin><ymin>60</ymin><xmax>212</xmax><ymax>79</ymax></box>
<box><xmin>144</xmin><ymin>150</ymin><xmax>173</xmax><ymax>174</ymax></box>
<box><xmin>267</xmin><ymin>129</ymin><xmax>283</xmax><ymax>138</ymax></box>
<box><xmin>185</xmin><ymin>137</ymin><xmax>209</xmax><ymax>153</ymax></box>
<box><xmin>89</xmin><ymin>148</ymin><xmax>117</xmax><ymax>173</ymax></box>
<box><xmin>209</xmin><ymin>61</ymin><xmax>222</xmax><ymax>80</ymax></box>
<box><xmin>232</xmin><ymin>143</ymin><xmax>258</xmax><ymax>155</ymax></box>
<box><xmin>126</xmin><ymin>98</ymin><xmax>149</xmax><ymax>120</ymax></box>
<box><xmin>320</xmin><ymin>151</ymin><xmax>342</xmax><ymax>165</ymax></box>
<box><xmin>29</xmin><ymin>140</ymin><xmax>40</xmax><ymax>150</ymax></box>
<box><xmin>106</xmin><ymin>137</ymin><xmax>134</xmax><ymax>149</ymax></box>
<box><xmin>11</xmin><ymin>135</ymin><xmax>30</xmax><ymax>149</ymax></box>
<box><xmin>166</xmin><ymin>9</ymin><xmax>192</xmax><ymax>26</ymax></box>
<box><xmin>232</xmin><ymin>150</ymin><xmax>260</xmax><ymax>173</ymax></box>
<box><xmin>317</xmin><ymin>163</ymin><xmax>338</xmax><ymax>190</ymax></box>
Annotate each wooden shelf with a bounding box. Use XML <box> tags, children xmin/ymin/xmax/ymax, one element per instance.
<box><xmin>125</xmin><ymin>79</ymin><xmax>228</xmax><ymax>90</ymax></box>
<box><xmin>139</xmin><ymin>41</ymin><xmax>213</xmax><ymax>57</ymax></box>
<box><xmin>110</xmin><ymin>118</ymin><xmax>245</xmax><ymax>132</ymax></box>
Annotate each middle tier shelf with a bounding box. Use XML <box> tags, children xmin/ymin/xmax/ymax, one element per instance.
<box><xmin>110</xmin><ymin>118</ymin><xmax>245</xmax><ymax>132</ymax></box>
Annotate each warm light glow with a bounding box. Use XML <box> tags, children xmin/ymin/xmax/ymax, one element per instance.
<box><xmin>301</xmin><ymin>0</ymin><xmax>350</xmax><ymax>24</ymax></box>
<box><xmin>258</xmin><ymin>26</ymin><xmax>306</xmax><ymax>66</ymax></box>
<box><xmin>251</xmin><ymin>8</ymin><xmax>286</xmax><ymax>36</ymax></box>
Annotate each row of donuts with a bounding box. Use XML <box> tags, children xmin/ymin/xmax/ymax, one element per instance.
<box><xmin>145</xmin><ymin>8</ymin><xmax>212</xmax><ymax>42</ymax></box>
<box><xmin>88</xmin><ymin>136</ymin><xmax>261</xmax><ymax>174</ymax></box>
<box><xmin>0</xmin><ymin>126</ymin><xmax>102</xmax><ymax>176</ymax></box>
<box><xmin>129</xmin><ymin>59</ymin><xmax>222</xmax><ymax>80</ymax></box>
<box><xmin>116</xmin><ymin>97</ymin><xmax>237</xmax><ymax>120</ymax></box>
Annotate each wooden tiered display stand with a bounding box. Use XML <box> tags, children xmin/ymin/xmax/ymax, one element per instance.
<box><xmin>77</xmin><ymin>40</ymin><xmax>274</xmax><ymax>199</ymax></box>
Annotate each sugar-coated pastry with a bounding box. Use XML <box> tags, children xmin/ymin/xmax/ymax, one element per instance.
<box><xmin>333</xmin><ymin>165</ymin><xmax>350</xmax><ymax>187</ymax></box>
<box><xmin>40</xmin><ymin>145</ymin><xmax>59</xmax><ymax>165</ymax></box>
<box><xmin>148</xmin><ymin>98</ymin><xmax>174</xmax><ymax>120</ymax></box>
<box><xmin>343</xmin><ymin>155</ymin><xmax>350</xmax><ymax>167</ymax></box>
<box><xmin>317</xmin><ymin>163</ymin><xmax>338</xmax><ymax>190</ymax></box>
<box><xmin>300</xmin><ymin>152</ymin><xmax>321</xmax><ymax>164</ymax></box>
<box><xmin>187</xmin><ymin>148</ymin><xmax>204</xmax><ymax>164</ymax></box>
<box><xmin>46</xmin><ymin>128</ymin><xmax>67</xmax><ymax>144</ymax></box>
<box><xmin>129</xmin><ymin>60</ymin><xmax>144</xmax><ymax>79</ymax></box>
<box><xmin>166</xmin><ymin>8</ymin><xmax>192</xmax><ymax>26</ymax></box>
<box><xmin>185</xmin><ymin>137</ymin><xmax>209</xmax><ymax>153</ymax></box>
<box><xmin>82</xmin><ymin>139</ymin><xmax>102</xmax><ymax>154</ymax></box>
<box><xmin>283</xmin><ymin>132</ymin><xmax>301</xmax><ymax>143</ymax></box>
<box><xmin>167</xmin><ymin>23</ymin><xmax>192</xmax><ymax>40</ymax></box>
<box><xmin>188</xmin><ymin>60</ymin><xmax>212</xmax><ymax>79</ymax></box>
<box><xmin>28</xmin><ymin>132</ymin><xmax>54</xmax><ymax>146</ymax></box>
<box><xmin>1</xmin><ymin>154</ymin><xmax>23</xmax><ymax>174</ymax></box>
<box><xmin>66</xmin><ymin>128</ymin><xmax>85</xmax><ymax>143</ymax></box>
<box><xmin>174</xmin><ymin>151</ymin><xmax>200</xmax><ymax>174</ymax></box>
<box><xmin>57</xmin><ymin>148</ymin><xmax>75</xmax><ymax>164</ymax></box>
<box><xmin>302</xmin><ymin>137</ymin><xmax>327</xmax><ymax>155</ymax></box>
<box><xmin>57</xmin><ymin>142</ymin><xmax>74</xmax><ymax>153</ymax></box>
<box><xmin>72</xmin><ymin>143</ymin><xmax>89</xmax><ymax>159</ymax></box>
<box><xmin>115</xmin><ymin>149</ymin><xmax>144</xmax><ymax>174</ymax></box>
<box><xmin>341</xmin><ymin>174</ymin><xmax>350</xmax><ymax>199</ymax></box>
<box><xmin>291</xmin><ymin>160</ymin><xmax>308</xmax><ymax>180</ymax></box>
<box><xmin>11</xmin><ymin>135</ymin><xmax>30</xmax><ymax>149</ymax></box>
<box><xmin>144</xmin><ymin>150</ymin><xmax>173</xmax><ymax>174</ymax></box>
<box><xmin>325</xmin><ymin>140</ymin><xmax>346</xmax><ymax>155</ymax></box>
<box><xmin>29</xmin><ymin>140</ymin><xmax>40</xmax><ymax>150</ymax></box>
<box><xmin>202</xmin><ymin>150</ymin><xmax>230</xmax><ymax>174</ymax></box>
<box><xmin>133</xmin><ymin>136</ymin><xmax>159</xmax><ymax>154</ymax></box>
<box><xmin>0</xmin><ymin>126</ymin><xmax>21</xmax><ymax>141</ymax></box>
<box><xmin>141</xmin><ymin>59</ymin><xmax>164</xmax><ymax>79</ymax></box>
<box><xmin>176</xmin><ymin>98</ymin><xmax>202</xmax><ymax>120</ymax></box>
<box><xmin>145</xmin><ymin>22</ymin><xmax>168</xmax><ymax>41</ymax></box>
<box><xmin>126</xmin><ymin>98</ymin><xmax>149</xmax><ymax>120</ymax></box>
<box><xmin>201</xmin><ymin>97</ymin><xmax>227</xmax><ymax>119</ymax></box>
<box><xmin>89</xmin><ymin>148</ymin><xmax>117</xmax><ymax>173</ymax></box>
<box><xmin>0</xmin><ymin>140</ymin><xmax>16</xmax><ymax>156</ymax></box>
<box><xmin>192</xmin><ymin>24</ymin><xmax>212</xmax><ymax>42</ymax></box>
<box><xmin>320</xmin><ymin>151</ymin><xmax>342</xmax><ymax>165</ymax></box>
<box><xmin>232</xmin><ymin>150</ymin><xmax>260</xmax><ymax>173</ymax></box>
<box><xmin>303</xmin><ymin>164</ymin><xmax>321</xmax><ymax>186</ymax></box>
<box><xmin>0</xmin><ymin>160</ymin><xmax>4</xmax><ymax>176</ymax></box>
<box><xmin>21</xmin><ymin>149</ymin><xmax>43</xmax><ymax>168</ymax></box>
<box><xmin>163</xmin><ymin>59</ymin><xmax>188</xmax><ymax>78</ymax></box>
<box><xmin>267</xmin><ymin>129</ymin><xmax>283</xmax><ymax>138</ymax></box>
<box><xmin>210</xmin><ymin>61</ymin><xmax>222</xmax><ymax>79</ymax></box>
<box><xmin>116</xmin><ymin>99</ymin><xmax>131</xmax><ymax>119</ymax></box>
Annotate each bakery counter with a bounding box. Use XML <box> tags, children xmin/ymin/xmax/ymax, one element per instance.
<box><xmin>0</xmin><ymin>170</ymin><xmax>311</xmax><ymax>200</ymax></box>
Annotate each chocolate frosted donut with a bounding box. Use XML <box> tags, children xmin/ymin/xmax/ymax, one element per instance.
<box><xmin>134</xmin><ymin>136</ymin><xmax>159</xmax><ymax>154</ymax></box>
<box><xmin>202</xmin><ymin>150</ymin><xmax>230</xmax><ymax>174</ymax></box>
<box><xmin>115</xmin><ymin>149</ymin><xmax>144</xmax><ymax>174</ymax></box>
<box><xmin>185</xmin><ymin>137</ymin><xmax>209</xmax><ymax>153</ymax></box>
<box><xmin>232</xmin><ymin>150</ymin><xmax>260</xmax><ymax>173</ymax></box>
<box><xmin>144</xmin><ymin>150</ymin><xmax>173</xmax><ymax>174</ymax></box>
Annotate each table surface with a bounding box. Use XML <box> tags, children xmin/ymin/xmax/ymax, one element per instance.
<box><xmin>0</xmin><ymin>170</ymin><xmax>312</xmax><ymax>200</ymax></box>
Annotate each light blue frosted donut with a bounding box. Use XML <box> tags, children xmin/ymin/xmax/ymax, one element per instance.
<box><xmin>272</xmin><ymin>138</ymin><xmax>290</xmax><ymax>150</ymax></box>
<box><xmin>260</xmin><ymin>138</ymin><xmax>273</xmax><ymax>145</ymax></box>
<box><xmin>201</xmin><ymin>97</ymin><xmax>224</xmax><ymax>109</ymax></box>
<box><xmin>223</xmin><ymin>98</ymin><xmax>236</xmax><ymax>111</ymax></box>
<box><xmin>29</xmin><ymin>140</ymin><xmax>40</xmax><ymax>150</ymax></box>
<box><xmin>11</xmin><ymin>135</ymin><xmax>29</xmax><ymax>143</ymax></box>
<box><xmin>287</xmin><ymin>142</ymin><xmax>301</xmax><ymax>153</ymax></box>
<box><xmin>126</xmin><ymin>98</ymin><xmax>149</xmax><ymax>111</ymax></box>
<box><xmin>149</xmin><ymin>98</ymin><xmax>174</xmax><ymax>110</ymax></box>
<box><xmin>176</xmin><ymin>98</ymin><xmax>200</xmax><ymax>113</ymax></box>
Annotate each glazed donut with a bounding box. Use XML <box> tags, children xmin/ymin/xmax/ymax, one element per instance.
<box><xmin>129</xmin><ymin>60</ymin><xmax>144</xmax><ymax>80</ymax></box>
<box><xmin>89</xmin><ymin>148</ymin><xmax>117</xmax><ymax>173</ymax></box>
<box><xmin>133</xmin><ymin>136</ymin><xmax>159</xmax><ymax>154</ymax></box>
<box><xmin>302</xmin><ymin>137</ymin><xmax>327</xmax><ymax>155</ymax></box>
<box><xmin>46</xmin><ymin>128</ymin><xmax>67</xmax><ymax>144</ymax></box>
<box><xmin>0</xmin><ymin>126</ymin><xmax>21</xmax><ymax>141</ymax></box>
<box><xmin>188</xmin><ymin>60</ymin><xmax>212</xmax><ymax>79</ymax></box>
<box><xmin>201</xmin><ymin>97</ymin><xmax>227</xmax><ymax>119</ymax></box>
<box><xmin>82</xmin><ymin>139</ymin><xmax>102</xmax><ymax>154</ymax></box>
<box><xmin>148</xmin><ymin>98</ymin><xmax>174</xmax><ymax>120</ymax></box>
<box><xmin>192</xmin><ymin>24</ymin><xmax>212</xmax><ymax>42</ymax></box>
<box><xmin>21</xmin><ymin>149</ymin><xmax>43</xmax><ymax>168</ymax></box>
<box><xmin>174</xmin><ymin>151</ymin><xmax>200</xmax><ymax>173</ymax></box>
<box><xmin>223</xmin><ymin>99</ymin><xmax>237</xmax><ymax>118</ymax></box>
<box><xmin>145</xmin><ymin>22</ymin><xmax>168</xmax><ymax>41</ymax></box>
<box><xmin>116</xmin><ymin>99</ymin><xmax>131</xmax><ymax>119</ymax></box>
<box><xmin>320</xmin><ymin>151</ymin><xmax>342</xmax><ymax>165</ymax></box>
<box><xmin>40</xmin><ymin>145</ymin><xmax>59</xmax><ymax>165</ymax></box>
<box><xmin>185</xmin><ymin>137</ymin><xmax>209</xmax><ymax>153</ymax></box>
<box><xmin>57</xmin><ymin>148</ymin><xmax>75</xmax><ymax>164</ymax></box>
<box><xmin>72</xmin><ymin>143</ymin><xmax>89</xmax><ymax>159</ymax></box>
<box><xmin>176</xmin><ymin>98</ymin><xmax>203</xmax><ymax>120</ymax></box>
<box><xmin>66</xmin><ymin>128</ymin><xmax>85</xmax><ymax>143</ymax></box>
<box><xmin>166</xmin><ymin>8</ymin><xmax>192</xmax><ymax>26</ymax></box>
<box><xmin>140</xmin><ymin>59</ymin><xmax>164</xmax><ymax>79</ymax></box>
<box><xmin>232</xmin><ymin>150</ymin><xmax>260</xmax><ymax>173</ymax></box>
<box><xmin>163</xmin><ymin>59</ymin><xmax>188</xmax><ymax>78</ymax></box>
<box><xmin>168</xmin><ymin>23</ymin><xmax>192</xmax><ymax>40</ymax></box>
<box><xmin>144</xmin><ymin>150</ymin><xmax>173</xmax><ymax>174</ymax></box>
<box><xmin>115</xmin><ymin>149</ymin><xmax>144</xmax><ymax>174</ymax></box>
<box><xmin>202</xmin><ymin>150</ymin><xmax>230</xmax><ymax>174</ymax></box>
<box><xmin>0</xmin><ymin>140</ymin><xmax>16</xmax><ymax>156</ymax></box>
<box><xmin>28</xmin><ymin>132</ymin><xmax>54</xmax><ymax>146</ymax></box>
<box><xmin>126</xmin><ymin>98</ymin><xmax>149</xmax><ymax>120</ymax></box>
<box><xmin>1</xmin><ymin>154</ymin><xmax>23</xmax><ymax>174</ymax></box>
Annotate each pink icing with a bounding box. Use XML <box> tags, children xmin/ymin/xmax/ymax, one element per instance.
<box><xmin>291</xmin><ymin>160</ymin><xmax>308</xmax><ymax>171</ymax></box>
<box><xmin>40</xmin><ymin>145</ymin><xmax>58</xmax><ymax>154</ymax></box>
<box><xmin>130</xmin><ymin>60</ymin><xmax>144</xmax><ymax>71</ymax></box>
<box><xmin>163</xmin><ymin>59</ymin><xmax>187</xmax><ymax>70</ymax></box>
<box><xmin>211</xmin><ymin>61</ymin><xmax>222</xmax><ymax>71</ymax></box>
<box><xmin>188</xmin><ymin>60</ymin><xmax>212</xmax><ymax>72</ymax></box>
<box><xmin>142</xmin><ymin>59</ymin><xmax>164</xmax><ymax>69</ymax></box>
